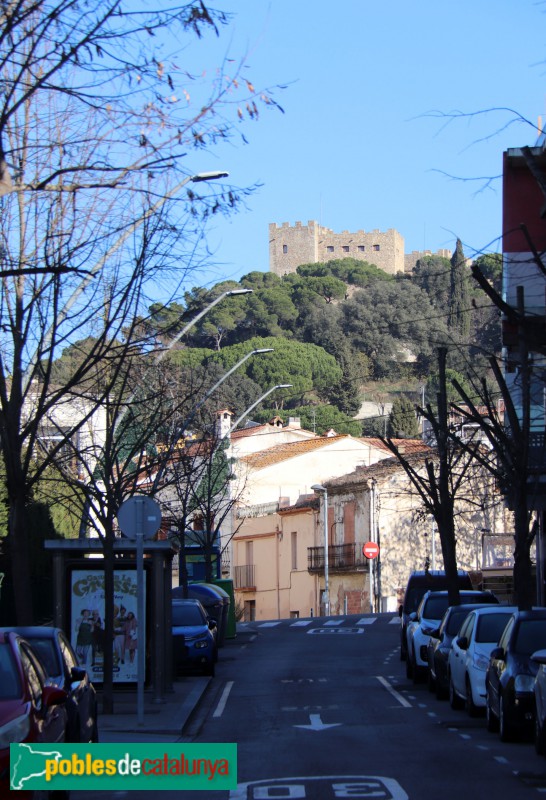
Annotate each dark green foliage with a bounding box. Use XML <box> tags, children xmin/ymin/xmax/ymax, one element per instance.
<box><xmin>449</xmin><ymin>239</ymin><xmax>471</xmax><ymax>339</ymax></box>
<box><xmin>388</xmin><ymin>395</ymin><xmax>420</xmax><ymax>438</ymax></box>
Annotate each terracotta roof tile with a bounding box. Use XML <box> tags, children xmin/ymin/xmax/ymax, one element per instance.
<box><xmin>240</xmin><ymin>435</ymin><xmax>358</xmax><ymax>470</ymax></box>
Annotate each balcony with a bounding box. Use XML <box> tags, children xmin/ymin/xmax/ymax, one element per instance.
<box><xmin>233</xmin><ymin>564</ymin><xmax>255</xmax><ymax>590</ymax></box>
<box><xmin>307</xmin><ymin>543</ymin><xmax>367</xmax><ymax>573</ymax></box>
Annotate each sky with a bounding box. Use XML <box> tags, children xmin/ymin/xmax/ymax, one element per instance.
<box><xmin>175</xmin><ymin>0</ymin><xmax>546</xmax><ymax>291</ymax></box>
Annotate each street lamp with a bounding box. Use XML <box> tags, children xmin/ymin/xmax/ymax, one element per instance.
<box><xmin>226</xmin><ymin>383</ymin><xmax>293</xmax><ymax>436</ymax></box>
<box><xmin>155</xmin><ymin>287</ymin><xmax>252</xmax><ymax>360</ymax></box>
<box><xmin>311</xmin><ymin>483</ymin><xmax>330</xmax><ymax>616</ymax></box>
<box><xmin>24</xmin><ymin>170</ymin><xmax>231</xmax><ymax>391</ymax></box>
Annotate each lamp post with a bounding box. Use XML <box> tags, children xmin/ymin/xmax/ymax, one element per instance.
<box><xmin>311</xmin><ymin>483</ymin><xmax>330</xmax><ymax>616</ymax></box>
<box><xmin>24</xmin><ymin>170</ymin><xmax>230</xmax><ymax>392</ymax></box>
<box><xmin>226</xmin><ymin>383</ymin><xmax>293</xmax><ymax>436</ymax></box>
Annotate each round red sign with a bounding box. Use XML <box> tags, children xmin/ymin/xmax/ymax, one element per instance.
<box><xmin>362</xmin><ymin>541</ymin><xmax>379</xmax><ymax>559</ymax></box>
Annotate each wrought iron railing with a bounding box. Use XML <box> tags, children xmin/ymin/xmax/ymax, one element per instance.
<box><xmin>307</xmin><ymin>543</ymin><xmax>366</xmax><ymax>573</ymax></box>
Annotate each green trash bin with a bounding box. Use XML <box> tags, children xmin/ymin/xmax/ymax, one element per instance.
<box><xmin>213</xmin><ymin>579</ymin><xmax>236</xmax><ymax>639</ymax></box>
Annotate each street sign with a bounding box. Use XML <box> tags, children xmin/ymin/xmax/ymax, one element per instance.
<box><xmin>362</xmin><ymin>541</ymin><xmax>379</xmax><ymax>559</ymax></box>
<box><xmin>117</xmin><ymin>495</ymin><xmax>161</xmax><ymax>540</ymax></box>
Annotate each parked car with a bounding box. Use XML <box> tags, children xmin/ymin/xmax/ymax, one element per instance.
<box><xmin>6</xmin><ymin>625</ymin><xmax>98</xmax><ymax>743</ymax></box>
<box><xmin>172</xmin><ymin>598</ymin><xmax>217</xmax><ymax>676</ymax></box>
<box><xmin>531</xmin><ymin>648</ymin><xmax>546</xmax><ymax>754</ymax></box>
<box><xmin>427</xmin><ymin>602</ymin><xmax>500</xmax><ymax>699</ymax></box>
<box><xmin>486</xmin><ymin>608</ymin><xmax>546</xmax><ymax>741</ymax></box>
<box><xmin>0</xmin><ymin>629</ymin><xmax>69</xmax><ymax>799</ymax></box>
<box><xmin>399</xmin><ymin>570</ymin><xmax>473</xmax><ymax>661</ymax></box>
<box><xmin>448</xmin><ymin>606</ymin><xmax>517</xmax><ymax>715</ymax></box>
<box><xmin>406</xmin><ymin>589</ymin><xmax>498</xmax><ymax>681</ymax></box>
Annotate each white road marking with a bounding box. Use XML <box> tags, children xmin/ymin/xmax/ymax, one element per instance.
<box><xmin>212</xmin><ymin>680</ymin><xmax>234</xmax><ymax>718</ymax></box>
<box><xmin>323</xmin><ymin>619</ymin><xmax>344</xmax><ymax>626</ymax></box>
<box><xmin>390</xmin><ymin>617</ymin><xmax>401</xmax><ymax>624</ymax></box>
<box><xmin>258</xmin><ymin>621</ymin><xmax>282</xmax><ymax>627</ymax></box>
<box><xmin>290</xmin><ymin>620</ymin><xmax>313</xmax><ymax>626</ymax></box>
<box><xmin>356</xmin><ymin>617</ymin><xmax>377</xmax><ymax>625</ymax></box>
<box><xmin>376</xmin><ymin>676</ymin><xmax>412</xmax><ymax>708</ymax></box>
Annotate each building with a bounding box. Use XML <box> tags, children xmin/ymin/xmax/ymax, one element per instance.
<box><xmin>404</xmin><ymin>248</ymin><xmax>452</xmax><ymax>272</ymax></box>
<box><xmin>269</xmin><ymin>220</ymin><xmax>405</xmax><ymax>277</ymax></box>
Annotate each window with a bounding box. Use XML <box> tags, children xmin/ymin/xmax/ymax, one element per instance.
<box><xmin>358</xmin><ymin>245</ymin><xmax>365</xmax><ymax>252</ymax></box>
<box><xmin>291</xmin><ymin>531</ymin><xmax>297</xmax><ymax>570</ymax></box>
<box><xmin>342</xmin><ymin>246</ymin><xmax>349</xmax><ymax>253</ymax></box>
<box><xmin>373</xmin><ymin>244</ymin><xmax>380</xmax><ymax>251</ymax></box>
<box><xmin>246</xmin><ymin>540</ymin><xmax>254</xmax><ymax>566</ymax></box>
<box><xmin>282</xmin><ymin>244</ymin><xmax>288</xmax><ymax>254</ymax></box>
<box><xmin>327</xmin><ymin>245</ymin><xmax>334</xmax><ymax>252</ymax></box>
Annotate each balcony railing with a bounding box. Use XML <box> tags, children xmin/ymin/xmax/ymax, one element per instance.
<box><xmin>307</xmin><ymin>543</ymin><xmax>367</xmax><ymax>573</ymax></box>
<box><xmin>233</xmin><ymin>564</ymin><xmax>255</xmax><ymax>590</ymax></box>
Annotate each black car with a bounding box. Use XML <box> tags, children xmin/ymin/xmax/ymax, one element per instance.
<box><xmin>399</xmin><ymin>569</ymin><xmax>473</xmax><ymax>661</ymax></box>
<box><xmin>6</xmin><ymin>626</ymin><xmax>99</xmax><ymax>743</ymax></box>
<box><xmin>485</xmin><ymin>608</ymin><xmax>546</xmax><ymax>741</ymax></box>
<box><xmin>426</xmin><ymin>601</ymin><xmax>500</xmax><ymax>699</ymax></box>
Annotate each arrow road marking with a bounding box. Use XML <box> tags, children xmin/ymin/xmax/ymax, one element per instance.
<box><xmin>294</xmin><ymin>713</ymin><xmax>342</xmax><ymax>731</ymax></box>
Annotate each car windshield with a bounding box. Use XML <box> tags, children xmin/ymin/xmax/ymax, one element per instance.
<box><xmin>172</xmin><ymin>605</ymin><xmax>206</xmax><ymax>627</ymax></box>
<box><xmin>514</xmin><ymin>619</ymin><xmax>546</xmax><ymax>654</ymax></box>
<box><xmin>27</xmin><ymin>638</ymin><xmax>60</xmax><ymax>677</ymax></box>
<box><xmin>475</xmin><ymin>613</ymin><xmax>514</xmax><ymax>644</ymax></box>
<box><xmin>405</xmin><ymin>587</ymin><xmax>428</xmax><ymax>614</ymax></box>
<box><xmin>423</xmin><ymin>596</ymin><xmax>450</xmax><ymax>620</ymax></box>
<box><xmin>0</xmin><ymin>644</ymin><xmax>22</xmax><ymax>699</ymax></box>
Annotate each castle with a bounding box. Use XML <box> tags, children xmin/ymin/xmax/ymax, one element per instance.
<box><xmin>269</xmin><ymin>220</ymin><xmax>451</xmax><ymax>277</ymax></box>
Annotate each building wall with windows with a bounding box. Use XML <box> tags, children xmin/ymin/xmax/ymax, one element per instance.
<box><xmin>269</xmin><ymin>220</ymin><xmax>405</xmax><ymax>277</ymax></box>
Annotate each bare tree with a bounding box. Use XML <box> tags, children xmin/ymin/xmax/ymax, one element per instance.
<box><xmin>0</xmin><ymin>1</ymin><xmax>282</xmax><ymax>624</ymax></box>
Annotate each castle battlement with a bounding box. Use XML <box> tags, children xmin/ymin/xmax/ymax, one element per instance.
<box><xmin>269</xmin><ymin>220</ymin><xmax>406</xmax><ymax>277</ymax></box>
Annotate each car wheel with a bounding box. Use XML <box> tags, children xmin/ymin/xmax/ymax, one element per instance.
<box><xmin>203</xmin><ymin>660</ymin><xmax>215</xmax><ymax>677</ymax></box>
<box><xmin>535</xmin><ymin>713</ymin><xmax>546</xmax><ymax>756</ymax></box>
<box><xmin>405</xmin><ymin>651</ymin><xmax>413</xmax><ymax>679</ymax></box>
<box><xmin>435</xmin><ymin>677</ymin><xmax>447</xmax><ymax>701</ymax></box>
<box><xmin>499</xmin><ymin>694</ymin><xmax>513</xmax><ymax>742</ymax></box>
<box><xmin>486</xmin><ymin>690</ymin><xmax>499</xmax><ymax>732</ymax></box>
<box><xmin>449</xmin><ymin>675</ymin><xmax>464</xmax><ymax>710</ymax></box>
<box><xmin>465</xmin><ymin>676</ymin><xmax>479</xmax><ymax>718</ymax></box>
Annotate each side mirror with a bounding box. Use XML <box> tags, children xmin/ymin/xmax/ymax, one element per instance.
<box><xmin>490</xmin><ymin>646</ymin><xmax>504</xmax><ymax>661</ymax></box>
<box><xmin>41</xmin><ymin>685</ymin><xmax>67</xmax><ymax>709</ymax></box>
<box><xmin>456</xmin><ymin>636</ymin><xmax>468</xmax><ymax>651</ymax></box>
<box><xmin>408</xmin><ymin>612</ymin><xmax>417</xmax><ymax>622</ymax></box>
<box><xmin>208</xmin><ymin>619</ymin><xmax>218</xmax><ymax>631</ymax></box>
<box><xmin>70</xmin><ymin>666</ymin><xmax>87</xmax><ymax>683</ymax></box>
<box><xmin>531</xmin><ymin>649</ymin><xmax>546</xmax><ymax>665</ymax></box>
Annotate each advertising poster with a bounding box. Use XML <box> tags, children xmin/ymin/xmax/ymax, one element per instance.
<box><xmin>70</xmin><ymin>569</ymin><xmax>145</xmax><ymax>683</ymax></box>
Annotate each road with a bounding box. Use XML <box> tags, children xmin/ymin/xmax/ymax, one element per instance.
<box><xmin>73</xmin><ymin>613</ymin><xmax>546</xmax><ymax>799</ymax></box>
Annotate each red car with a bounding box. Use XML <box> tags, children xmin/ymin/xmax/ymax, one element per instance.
<box><xmin>0</xmin><ymin>630</ymin><xmax>69</xmax><ymax>799</ymax></box>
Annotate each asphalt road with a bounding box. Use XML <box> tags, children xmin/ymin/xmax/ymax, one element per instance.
<box><xmin>71</xmin><ymin>613</ymin><xmax>546</xmax><ymax>799</ymax></box>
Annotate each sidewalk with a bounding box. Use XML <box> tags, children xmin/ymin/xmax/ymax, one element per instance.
<box><xmin>96</xmin><ymin>676</ymin><xmax>211</xmax><ymax>743</ymax></box>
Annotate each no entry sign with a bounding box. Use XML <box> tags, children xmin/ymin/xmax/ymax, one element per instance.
<box><xmin>362</xmin><ymin>541</ymin><xmax>379</xmax><ymax>559</ymax></box>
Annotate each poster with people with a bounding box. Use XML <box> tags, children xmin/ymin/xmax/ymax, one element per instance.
<box><xmin>70</xmin><ymin>569</ymin><xmax>144</xmax><ymax>683</ymax></box>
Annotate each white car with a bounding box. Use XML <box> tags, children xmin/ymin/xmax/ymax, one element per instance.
<box><xmin>406</xmin><ymin>589</ymin><xmax>498</xmax><ymax>682</ymax></box>
<box><xmin>448</xmin><ymin>605</ymin><xmax>517</xmax><ymax>715</ymax></box>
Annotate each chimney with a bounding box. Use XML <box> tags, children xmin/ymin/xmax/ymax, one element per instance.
<box><xmin>287</xmin><ymin>417</ymin><xmax>301</xmax><ymax>428</ymax></box>
<box><xmin>216</xmin><ymin>408</ymin><xmax>234</xmax><ymax>439</ymax></box>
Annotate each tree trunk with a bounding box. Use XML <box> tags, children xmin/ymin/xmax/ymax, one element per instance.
<box><xmin>8</xmin><ymin>493</ymin><xmax>33</xmax><ymax>624</ymax></box>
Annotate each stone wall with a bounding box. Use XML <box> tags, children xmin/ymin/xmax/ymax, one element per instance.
<box><xmin>269</xmin><ymin>220</ymin><xmax>405</xmax><ymax>277</ymax></box>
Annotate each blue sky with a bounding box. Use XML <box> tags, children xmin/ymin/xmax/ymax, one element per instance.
<box><xmin>178</xmin><ymin>1</ymin><xmax>546</xmax><ymax>290</ymax></box>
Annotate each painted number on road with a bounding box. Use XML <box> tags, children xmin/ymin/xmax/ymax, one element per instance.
<box><xmin>307</xmin><ymin>628</ymin><xmax>365</xmax><ymax>635</ymax></box>
<box><xmin>230</xmin><ymin>775</ymin><xmax>408</xmax><ymax>799</ymax></box>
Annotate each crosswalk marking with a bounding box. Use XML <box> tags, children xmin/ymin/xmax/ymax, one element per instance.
<box><xmin>239</xmin><ymin>615</ymin><xmax>398</xmax><ymax>629</ymax></box>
